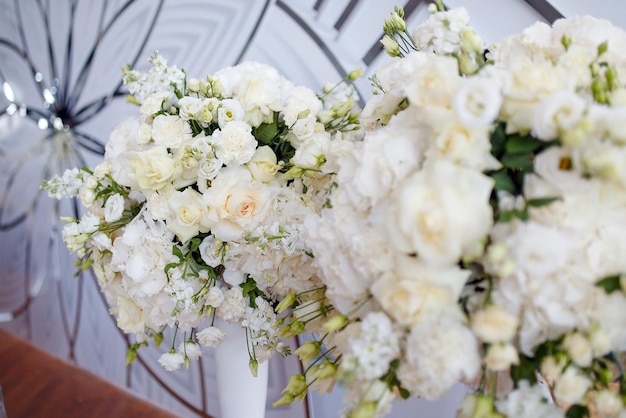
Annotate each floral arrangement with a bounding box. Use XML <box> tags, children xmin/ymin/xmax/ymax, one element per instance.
<box><xmin>42</xmin><ymin>52</ymin><xmax>362</xmax><ymax>373</ymax></box>
<box><xmin>274</xmin><ymin>4</ymin><xmax>626</xmax><ymax>418</ymax></box>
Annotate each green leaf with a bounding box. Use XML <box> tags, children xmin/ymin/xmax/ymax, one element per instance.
<box><xmin>566</xmin><ymin>404</ymin><xmax>590</xmax><ymax>418</ymax></box>
<box><xmin>172</xmin><ymin>245</ymin><xmax>184</xmax><ymax>261</ymax></box>
<box><xmin>505</xmin><ymin>135</ymin><xmax>544</xmax><ymax>154</ymax></box>
<box><xmin>596</xmin><ymin>275</ymin><xmax>622</xmax><ymax>294</ymax></box>
<box><xmin>190</xmin><ymin>237</ymin><xmax>202</xmax><ymax>252</ymax></box>
<box><xmin>526</xmin><ymin>197</ymin><xmax>560</xmax><ymax>208</ymax></box>
<box><xmin>490</xmin><ymin>170</ymin><xmax>517</xmax><ymax>194</ymax></box>
<box><xmin>501</xmin><ymin>152</ymin><xmax>534</xmax><ymax>171</ymax></box>
<box><xmin>254</xmin><ymin>121</ymin><xmax>279</xmax><ymax>145</ymax></box>
<box><xmin>164</xmin><ymin>262</ymin><xmax>180</xmax><ymax>277</ymax></box>
<box><xmin>510</xmin><ymin>354</ymin><xmax>538</xmax><ymax>387</ymax></box>
<box><xmin>490</xmin><ymin>122</ymin><xmax>507</xmax><ymax>156</ymax></box>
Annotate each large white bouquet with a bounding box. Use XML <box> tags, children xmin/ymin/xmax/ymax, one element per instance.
<box><xmin>278</xmin><ymin>4</ymin><xmax>626</xmax><ymax>417</ymax></box>
<box><xmin>43</xmin><ymin>52</ymin><xmax>362</xmax><ymax>373</ymax></box>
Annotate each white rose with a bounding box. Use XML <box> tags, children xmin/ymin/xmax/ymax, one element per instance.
<box><xmin>453</xmin><ymin>76</ymin><xmax>502</xmax><ymax>129</ymax></box>
<box><xmin>386</xmin><ymin>161</ymin><xmax>494</xmax><ymax>266</ymax></box>
<box><xmin>282</xmin><ymin>85</ymin><xmax>323</xmax><ymax>127</ymax></box>
<box><xmin>197</xmin><ymin>155</ymin><xmax>223</xmax><ymax>193</ymax></box>
<box><xmin>79</xmin><ymin>185</ymin><xmax>96</xmax><ymax>208</ymax></box>
<box><xmin>525</xmin><ymin>146</ymin><xmax>588</xmax><ymax>198</ymax></box>
<box><xmin>532</xmin><ymin>90</ymin><xmax>586</xmax><ymax>141</ymax></box>
<box><xmin>215</xmin><ymin>62</ymin><xmax>288</xmax><ymax>126</ymax></box>
<box><xmin>291</xmin><ymin>136</ymin><xmax>329</xmax><ymax>170</ymax></box>
<box><xmin>403</xmin><ymin>54</ymin><xmax>460</xmax><ymax>109</ymax></box>
<box><xmin>593</xmin><ymin>390</ymin><xmax>623</xmax><ymax>417</ymax></box>
<box><xmin>137</xmin><ymin>122</ymin><xmax>152</xmax><ymax>145</ymax></box>
<box><xmin>340</xmin><ymin>125</ymin><xmax>423</xmax><ymax>207</ymax></box>
<box><xmin>196</xmin><ymin>326</ymin><xmax>226</xmax><ymax>348</ymax></box>
<box><xmin>89</xmin><ymin>231</ymin><xmax>112</xmax><ymax>251</ymax></box>
<box><xmin>205</xmin><ymin>286</ymin><xmax>224</xmax><ymax>308</ymax></box>
<box><xmin>115</xmin><ymin>295</ymin><xmax>146</xmax><ymax>334</ymax></box>
<box><xmin>484</xmin><ymin>343</ymin><xmax>519</xmax><ymax>372</ymax></box>
<box><xmin>579</xmin><ymin>142</ymin><xmax>625</xmax><ymax>183</ymax></box>
<box><xmin>499</xmin><ymin>58</ymin><xmax>574</xmax><ymax>134</ymax></box>
<box><xmin>553</xmin><ymin>367</ymin><xmax>591</xmax><ymax>405</ymax></box>
<box><xmin>563</xmin><ymin>332</ymin><xmax>593</xmax><ymax>368</ymax></box>
<box><xmin>246</xmin><ymin>145</ymin><xmax>281</xmax><ymax>183</ymax></box>
<box><xmin>288</xmin><ymin>117</ymin><xmax>317</xmax><ymax>146</ymax></box>
<box><xmin>178</xmin><ymin>341</ymin><xmax>202</xmax><ymax>361</ymax></box>
<box><xmin>104</xmin><ymin>193</ymin><xmax>125</xmax><ymax>222</ymax></box>
<box><xmin>166</xmin><ymin>188</ymin><xmax>216</xmax><ymax>243</ymax></box>
<box><xmin>470</xmin><ymin>304</ymin><xmax>519</xmax><ymax>343</ymax></box>
<box><xmin>202</xmin><ymin>166</ymin><xmax>273</xmax><ymax>240</ymax></box>
<box><xmin>589</xmin><ymin>327</ymin><xmax>612</xmax><ymax>357</ymax></box>
<box><xmin>151</xmin><ymin>114</ymin><xmax>192</xmax><ymax>148</ymax></box>
<box><xmin>540</xmin><ymin>355</ymin><xmax>566</xmax><ymax>382</ymax></box>
<box><xmin>424</xmin><ymin>109</ymin><xmax>500</xmax><ymax>171</ymax></box>
<box><xmin>140</xmin><ymin>92</ymin><xmax>171</xmax><ymax>117</ymax></box>
<box><xmin>371</xmin><ymin>258</ymin><xmax>469</xmax><ymax>327</ymax></box>
<box><xmin>211</xmin><ymin>120</ymin><xmax>257</xmax><ymax>166</ymax></box>
<box><xmin>217</xmin><ymin>98</ymin><xmax>244</xmax><ymax>128</ymax></box>
<box><xmin>199</xmin><ymin>235</ymin><xmax>225</xmax><ymax>267</ymax></box>
<box><xmin>130</xmin><ymin>147</ymin><xmax>179</xmax><ymax>190</ymax></box>
<box><xmin>178</xmin><ymin>96</ymin><xmax>204</xmax><ymax>121</ymax></box>
<box><xmin>157</xmin><ymin>351</ymin><xmax>185</xmax><ymax>371</ymax></box>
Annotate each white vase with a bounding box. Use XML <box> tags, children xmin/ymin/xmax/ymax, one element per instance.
<box><xmin>214</xmin><ymin>319</ymin><xmax>269</xmax><ymax>418</ymax></box>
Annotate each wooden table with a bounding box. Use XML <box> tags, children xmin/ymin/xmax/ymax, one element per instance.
<box><xmin>0</xmin><ymin>329</ymin><xmax>183</xmax><ymax>418</ymax></box>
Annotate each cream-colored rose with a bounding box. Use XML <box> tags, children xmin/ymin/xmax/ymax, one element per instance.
<box><xmin>593</xmin><ymin>390</ymin><xmax>623</xmax><ymax>417</ymax></box>
<box><xmin>484</xmin><ymin>343</ymin><xmax>519</xmax><ymax>372</ymax></box>
<box><xmin>589</xmin><ymin>327</ymin><xmax>612</xmax><ymax>357</ymax></box>
<box><xmin>137</xmin><ymin>122</ymin><xmax>152</xmax><ymax>145</ymax></box>
<box><xmin>202</xmin><ymin>166</ymin><xmax>273</xmax><ymax>240</ymax></box>
<box><xmin>424</xmin><ymin>109</ymin><xmax>500</xmax><ymax>171</ymax></box>
<box><xmin>563</xmin><ymin>332</ymin><xmax>593</xmax><ymax>368</ymax></box>
<box><xmin>246</xmin><ymin>145</ymin><xmax>281</xmax><ymax>183</ymax></box>
<box><xmin>553</xmin><ymin>367</ymin><xmax>591</xmax><ymax>405</ymax></box>
<box><xmin>114</xmin><ymin>295</ymin><xmax>146</xmax><ymax>334</ymax></box>
<box><xmin>540</xmin><ymin>355</ymin><xmax>565</xmax><ymax>382</ymax></box>
<box><xmin>166</xmin><ymin>188</ymin><xmax>216</xmax><ymax>243</ymax></box>
<box><xmin>130</xmin><ymin>147</ymin><xmax>179</xmax><ymax>190</ymax></box>
<box><xmin>470</xmin><ymin>304</ymin><xmax>519</xmax><ymax>343</ymax></box>
<box><xmin>151</xmin><ymin>114</ymin><xmax>192</xmax><ymax>148</ymax></box>
<box><xmin>499</xmin><ymin>58</ymin><xmax>572</xmax><ymax>134</ymax></box>
<box><xmin>371</xmin><ymin>258</ymin><xmax>469</xmax><ymax>327</ymax></box>
<box><xmin>386</xmin><ymin>161</ymin><xmax>494</xmax><ymax>266</ymax></box>
<box><xmin>403</xmin><ymin>54</ymin><xmax>460</xmax><ymax>109</ymax></box>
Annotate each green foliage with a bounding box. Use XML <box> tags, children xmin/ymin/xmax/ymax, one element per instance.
<box><xmin>596</xmin><ymin>275</ymin><xmax>622</xmax><ymax>294</ymax></box>
<box><xmin>566</xmin><ymin>405</ymin><xmax>590</xmax><ymax>418</ymax></box>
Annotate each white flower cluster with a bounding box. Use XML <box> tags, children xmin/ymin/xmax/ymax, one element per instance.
<box><xmin>50</xmin><ymin>52</ymin><xmax>362</xmax><ymax>371</ymax></box>
<box><xmin>299</xmin><ymin>6</ymin><xmax>626</xmax><ymax>418</ymax></box>
<box><xmin>123</xmin><ymin>51</ymin><xmax>185</xmax><ymax>105</ymax></box>
<box><xmin>41</xmin><ymin>167</ymin><xmax>85</xmax><ymax>199</ymax></box>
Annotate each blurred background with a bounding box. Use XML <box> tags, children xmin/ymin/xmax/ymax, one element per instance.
<box><xmin>0</xmin><ymin>1</ymin><xmax>623</xmax><ymax>417</ymax></box>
